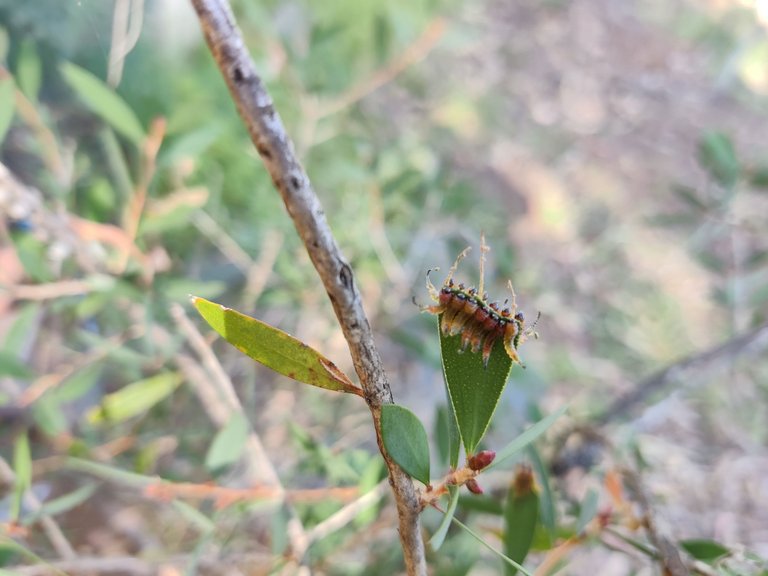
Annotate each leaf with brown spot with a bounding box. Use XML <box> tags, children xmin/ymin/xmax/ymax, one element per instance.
<box><xmin>192</xmin><ymin>297</ymin><xmax>363</xmax><ymax>396</ymax></box>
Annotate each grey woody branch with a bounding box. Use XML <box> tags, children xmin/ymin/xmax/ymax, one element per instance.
<box><xmin>596</xmin><ymin>319</ymin><xmax>768</xmax><ymax>425</ymax></box>
<box><xmin>188</xmin><ymin>1</ymin><xmax>426</xmax><ymax>573</ymax></box>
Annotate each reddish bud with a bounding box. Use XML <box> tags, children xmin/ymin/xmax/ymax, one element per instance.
<box><xmin>465</xmin><ymin>478</ymin><xmax>484</xmax><ymax>495</ymax></box>
<box><xmin>467</xmin><ymin>450</ymin><xmax>496</xmax><ymax>471</ymax></box>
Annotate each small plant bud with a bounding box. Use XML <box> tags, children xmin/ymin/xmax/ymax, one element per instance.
<box><xmin>512</xmin><ymin>464</ymin><xmax>536</xmax><ymax>496</ymax></box>
<box><xmin>468</xmin><ymin>450</ymin><xmax>496</xmax><ymax>471</ymax></box>
<box><xmin>466</xmin><ymin>478</ymin><xmax>484</xmax><ymax>495</ymax></box>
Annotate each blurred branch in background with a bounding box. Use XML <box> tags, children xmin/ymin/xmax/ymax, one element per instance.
<box><xmin>0</xmin><ymin>456</ymin><xmax>76</xmax><ymax>560</ymax></box>
<box><xmin>595</xmin><ymin>319</ymin><xmax>768</xmax><ymax>426</ymax></box>
<box><xmin>313</xmin><ymin>17</ymin><xmax>447</xmax><ymax>120</ymax></box>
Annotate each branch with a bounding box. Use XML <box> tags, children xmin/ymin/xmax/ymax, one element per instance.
<box><xmin>188</xmin><ymin>2</ymin><xmax>426</xmax><ymax>573</ymax></box>
<box><xmin>594</xmin><ymin>320</ymin><xmax>768</xmax><ymax>425</ymax></box>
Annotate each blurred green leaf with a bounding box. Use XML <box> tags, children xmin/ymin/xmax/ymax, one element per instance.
<box><xmin>451</xmin><ymin>515</ymin><xmax>533</xmax><ymax>576</ymax></box>
<box><xmin>355</xmin><ymin>458</ymin><xmax>386</xmax><ymax>527</ymax></box>
<box><xmin>380</xmin><ymin>404</ymin><xmax>430</xmax><ymax>485</ymax></box>
<box><xmin>59</xmin><ymin>61</ymin><xmax>145</xmax><ymax>146</ymax></box>
<box><xmin>457</xmin><ymin>493</ymin><xmax>503</xmax><ymax>515</ymax></box>
<box><xmin>205</xmin><ymin>413</ymin><xmax>249</xmax><ymax>472</ymax></box>
<box><xmin>680</xmin><ymin>539</ymin><xmax>730</xmax><ymax>562</ymax></box>
<box><xmin>576</xmin><ymin>488</ymin><xmax>599</xmax><ymax>533</ymax></box>
<box><xmin>11</xmin><ymin>432</ymin><xmax>31</xmax><ymax>522</ymax></box>
<box><xmin>0</xmin><ymin>352</ymin><xmax>33</xmax><ymax>379</ymax></box>
<box><xmin>439</xmin><ymin>316</ymin><xmax>514</xmax><ymax>455</ymax></box>
<box><xmin>192</xmin><ymin>297</ymin><xmax>361</xmax><ymax>396</ymax></box>
<box><xmin>56</xmin><ymin>364</ymin><xmax>103</xmax><ymax>403</ymax></box>
<box><xmin>16</xmin><ymin>39</ymin><xmax>41</xmax><ymax>102</ymax></box>
<box><xmin>434</xmin><ymin>400</ymin><xmax>461</xmax><ymax>469</ymax></box>
<box><xmin>528</xmin><ymin>445</ymin><xmax>556</xmax><ymax>539</ymax></box>
<box><xmin>749</xmin><ymin>165</ymin><xmax>768</xmax><ymax>189</ymax></box>
<box><xmin>2</xmin><ymin>304</ymin><xmax>39</xmax><ymax>356</ymax></box>
<box><xmin>430</xmin><ymin>485</ymin><xmax>459</xmax><ymax>551</ymax></box>
<box><xmin>698</xmin><ymin>131</ymin><xmax>739</xmax><ymax>189</ymax></box>
<box><xmin>22</xmin><ymin>484</ymin><xmax>98</xmax><ymax>525</ymax></box>
<box><xmin>31</xmin><ymin>397</ymin><xmax>69</xmax><ymax>437</ymax></box>
<box><xmin>66</xmin><ymin>458</ymin><xmax>153</xmax><ymax>487</ymax></box>
<box><xmin>86</xmin><ymin>372</ymin><xmax>182</xmax><ymax>425</ymax></box>
<box><xmin>503</xmin><ymin>473</ymin><xmax>539</xmax><ymax>576</ymax></box>
<box><xmin>11</xmin><ymin>232</ymin><xmax>52</xmax><ymax>282</ymax></box>
<box><xmin>487</xmin><ymin>406</ymin><xmax>567</xmax><ymax>471</ymax></box>
<box><xmin>171</xmin><ymin>500</ymin><xmax>215</xmax><ymax>535</ymax></box>
<box><xmin>671</xmin><ymin>185</ymin><xmax>709</xmax><ymax>212</ymax></box>
<box><xmin>0</xmin><ymin>77</ymin><xmax>15</xmax><ymax>144</ymax></box>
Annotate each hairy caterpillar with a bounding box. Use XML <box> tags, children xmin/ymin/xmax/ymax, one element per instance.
<box><xmin>420</xmin><ymin>246</ymin><xmax>538</xmax><ymax>368</ymax></box>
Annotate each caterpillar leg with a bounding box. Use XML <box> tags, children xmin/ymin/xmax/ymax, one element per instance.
<box><xmin>503</xmin><ymin>338</ymin><xmax>526</xmax><ymax>369</ymax></box>
<box><xmin>425</xmin><ymin>269</ymin><xmax>442</xmax><ymax>302</ymax></box>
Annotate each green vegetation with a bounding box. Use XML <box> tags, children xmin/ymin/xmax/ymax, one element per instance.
<box><xmin>1</xmin><ymin>1</ymin><xmax>767</xmax><ymax>574</ymax></box>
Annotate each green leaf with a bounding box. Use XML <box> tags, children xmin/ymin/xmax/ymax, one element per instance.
<box><xmin>66</xmin><ymin>458</ymin><xmax>153</xmax><ymax>487</ymax></box>
<box><xmin>2</xmin><ymin>304</ymin><xmax>39</xmax><ymax>355</ymax></box>
<box><xmin>22</xmin><ymin>484</ymin><xmax>98</xmax><ymax>525</ymax></box>
<box><xmin>0</xmin><ymin>77</ymin><xmax>16</xmax><ymax>145</ymax></box>
<box><xmin>0</xmin><ymin>351</ymin><xmax>34</xmax><ymax>379</ymax></box>
<box><xmin>380</xmin><ymin>404</ymin><xmax>430</xmax><ymax>485</ymax></box>
<box><xmin>430</xmin><ymin>485</ymin><xmax>459</xmax><ymax>551</ymax></box>
<box><xmin>17</xmin><ymin>40</ymin><xmax>41</xmax><ymax>102</ymax></box>
<box><xmin>451</xmin><ymin>516</ymin><xmax>534</xmax><ymax>576</ymax></box>
<box><xmin>680</xmin><ymin>539</ymin><xmax>730</xmax><ymax>562</ymax></box>
<box><xmin>205</xmin><ymin>413</ymin><xmax>250</xmax><ymax>472</ymax></box>
<box><xmin>59</xmin><ymin>61</ymin><xmax>145</xmax><ymax>146</ymax></box>
<box><xmin>749</xmin><ymin>165</ymin><xmax>768</xmax><ymax>189</ymax></box>
<box><xmin>86</xmin><ymin>372</ymin><xmax>182</xmax><ymax>425</ymax></box>
<box><xmin>12</xmin><ymin>432</ymin><xmax>31</xmax><ymax>522</ymax></box>
<box><xmin>458</xmin><ymin>493</ymin><xmax>504</xmax><ymax>515</ymax></box>
<box><xmin>434</xmin><ymin>400</ymin><xmax>461</xmax><ymax>469</ymax></box>
<box><xmin>192</xmin><ymin>297</ymin><xmax>361</xmax><ymax>396</ymax></box>
<box><xmin>528</xmin><ymin>445</ymin><xmax>556</xmax><ymax>539</ymax></box>
<box><xmin>671</xmin><ymin>185</ymin><xmax>708</xmax><ymax>212</ymax></box>
<box><xmin>698</xmin><ymin>131</ymin><xmax>739</xmax><ymax>189</ymax></box>
<box><xmin>503</xmin><ymin>474</ymin><xmax>539</xmax><ymax>576</ymax></box>
<box><xmin>576</xmin><ymin>488</ymin><xmax>598</xmax><ymax>533</ymax></box>
<box><xmin>171</xmin><ymin>500</ymin><xmax>215</xmax><ymax>534</ymax></box>
<box><xmin>487</xmin><ymin>406</ymin><xmax>567</xmax><ymax>471</ymax></box>
<box><xmin>32</xmin><ymin>397</ymin><xmax>69</xmax><ymax>436</ymax></box>
<box><xmin>439</xmin><ymin>319</ymin><xmax>513</xmax><ymax>454</ymax></box>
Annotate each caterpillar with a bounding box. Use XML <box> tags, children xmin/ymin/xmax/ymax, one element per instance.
<box><xmin>420</xmin><ymin>245</ymin><xmax>538</xmax><ymax>368</ymax></box>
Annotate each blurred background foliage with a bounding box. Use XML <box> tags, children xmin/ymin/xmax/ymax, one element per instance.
<box><xmin>1</xmin><ymin>0</ymin><xmax>767</xmax><ymax>574</ymax></box>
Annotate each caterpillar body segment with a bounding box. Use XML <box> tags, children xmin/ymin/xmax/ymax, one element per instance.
<box><xmin>419</xmin><ymin>247</ymin><xmax>536</xmax><ymax>369</ymax></box>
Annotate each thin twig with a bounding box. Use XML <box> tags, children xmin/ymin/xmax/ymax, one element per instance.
<box><xmin>192</xmin><ymin>209</ymin><xmax>255</xmax><ymax>273</ymax></box>
<box><xmin>622</xmin><ymin>467</ymin><xmax>690</xmax><ymax>576</ymax></box>
<box><xmin>242</xmin><ymin>228</ymin><xmax>283</xmax><ymax>308</ymax></box>
<box><xmin>188</xmin><ymin>2</ymin><xmax>426</xmax><ymax>572</ymax></box>
<box><xmin>0</xmin><ymin>456</ymin><xmax>77</xmax><ymax>560</ymax></box>
<box><xmin>595</xmin><ymin>320</ymin><xmax>768</xmax><ymax>424</ymax></box>
<box><xmin>315</xmin><ymin>17</ymin><xmax>447</xmax><ymax>119</ymax></box>
<box><xmin>118</xmin><ymin>117</ymin><xmax>165</xmax><ymax>277</ymax></box>
<box><xmin>170</xmin><ymin>306</ymin><xmax>310</xmax><ymax>563</ymax></box>
<box><xmin>305</xmin><ymin>480</ymin><xmax>389</xmax><ymax>545</ymax></box>
<box><xmin>3</xmin><ymin>552</ymin><xmax>277</xmax><ymax>576</ymax></box>
<box><xmin>1</xmin><ymin>279</ymin><xmax>95</xmax><ymax>301</ymax></box>
<box><xmin>0</xmin><ymin>68</ymin><xmax>67</xmax><ymax>186</ymax></box>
